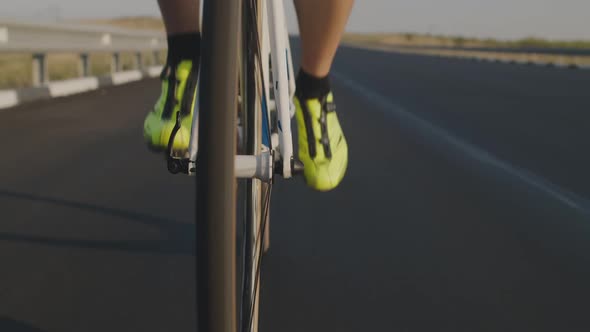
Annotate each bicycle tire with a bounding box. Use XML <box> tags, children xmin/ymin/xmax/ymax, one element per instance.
<box><xmin>196</xmin><ymin>0</ymin><xmax>242</xmax><ymax>331</ymax></box>
<box><xmin>197</xmin><ymin>0</ymin><xmax>271</xmax><ymax>331</ymax></box>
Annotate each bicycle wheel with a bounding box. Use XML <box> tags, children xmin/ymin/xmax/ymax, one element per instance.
<box><xmin>197</xmin><ymin>0</ymin><xmax>271</xmax><ymax>331</ymax></box>
<box><xmin>238</xmin><ymin>0</ymin><xmax>272</xmax><ymax>331</ymax></box>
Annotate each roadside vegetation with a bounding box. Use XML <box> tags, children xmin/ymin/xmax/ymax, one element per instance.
<box><xmin>343</xmin><ymin>33</ymin><xmax>590</xmax><ymax>50</ymax></box>
<box><xmin>343</xmin><ymin>33</ymin><xmax>590</xmax><ymax>68</ymax></box>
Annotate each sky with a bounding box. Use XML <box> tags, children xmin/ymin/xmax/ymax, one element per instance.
<box><xmin>2</xmin><ymin>0</ymin><xmax>590</xmax><ymax>40</ymax></box>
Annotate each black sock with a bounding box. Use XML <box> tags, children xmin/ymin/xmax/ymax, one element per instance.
<box><xmin>166</xmin><ymin>32</ymin><xmax>201</xmax><ymax>65</ymax></box>
<box><xmin>295</xmin><ymin>69</ymin><xmax>331</xmax><ymax>99</ymax></box>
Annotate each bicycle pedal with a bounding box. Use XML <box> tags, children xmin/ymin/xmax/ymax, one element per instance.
<box><xmin>167</xmin><ymin>157</ymin><xmax>190</xmax><ymax>175</ymax></box>
<box><xmin>291</xmin><ymin>158</ymin><xmax>305</xmax><ymax>175</ymax></box>
<box><xmin>274</xmin><ymin>158</ymin><xmax>304</xmax><ymax>177</ymax></box>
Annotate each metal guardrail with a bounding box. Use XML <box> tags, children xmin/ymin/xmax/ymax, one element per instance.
<box><xmin>0</xmin><ymin>20</ymin><xmax>166</xmax><ymax>85</ymax></box>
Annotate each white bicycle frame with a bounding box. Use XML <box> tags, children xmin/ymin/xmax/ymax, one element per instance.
<box><xmin>187</xmin><ymin>0</ymin><xmax>296</xmax><ymax>181</ymax></box>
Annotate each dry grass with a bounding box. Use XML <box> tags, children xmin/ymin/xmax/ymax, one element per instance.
<box><xmin>0</xmin><ymin>54</ymin><xmax>31</xmax><ymax>88</ymax></box>
<box><xmin>343</xmin><ymin>33</ymin><xmax>590</xmax><ymax>49</ymax></box>
<box><xmin>0</xmin><ymin>51</ymin><xmax>162</xmax><ymax>89</ymax></box>
<box><xmin>345</xmin><ymin>33</ymin><xmax>459</xmax><ymax>48</ymax></box>
<box><xmin>343</xmin><ymin>33</ymin><xmax>590</xmax><ymax>68</ymax></box>
<box><xmin>345</xmin><ymin>41</ymin><xmax>590</xmax><ymax>68</ymax></box>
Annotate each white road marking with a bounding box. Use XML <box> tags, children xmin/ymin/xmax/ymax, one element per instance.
<box><xmin>333</xmin><ymin>71</ymin><xmax>590</xmax><ymax>214</ymax></box>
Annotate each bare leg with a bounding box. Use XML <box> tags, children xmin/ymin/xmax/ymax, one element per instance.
<box><xmin>294</xmin><ymin>0</ymin><xmax>354</xmax><ymax>77</ymax></box>
<box><xmin>158</xmin><ymin>0</ymin><xmax>200</xmax><ymax>34</ymax></box>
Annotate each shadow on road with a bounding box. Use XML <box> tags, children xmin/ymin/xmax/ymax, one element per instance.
<box><xmin>0</xmin><ymin>190</ymin><xmax>194</xmax><ymax>256</ymax></box>
<box><xmin>0</xmin><ymin>317</ymin><xmax>46</xmax><ymax>332</ymax></box>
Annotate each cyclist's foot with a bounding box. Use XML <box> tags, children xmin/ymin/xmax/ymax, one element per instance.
<box><xmin>143</xmin><ymin>59</ymin><xmax>198</xmax><ymax>156</ymax></box>
<box><xmin>295</xmin><ymin>89</ymin><xmax>348</xmax><ymax>191</ymax></box>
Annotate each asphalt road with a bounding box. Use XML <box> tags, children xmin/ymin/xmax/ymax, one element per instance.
<box><xmin>1</xmin><ymin>45</ymin><xmax>590</xmax><ymax>332</ymax></box>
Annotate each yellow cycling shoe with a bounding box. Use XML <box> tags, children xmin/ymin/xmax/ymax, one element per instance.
<box><xmin>143</xmin><ymin>60</ymin><xmax>198</xmax><ymax>154</ymax></box>
<box><xmin>294</xmin><ymin>92</ymin><xmax>348</xmax><ymax>191</ymax></box>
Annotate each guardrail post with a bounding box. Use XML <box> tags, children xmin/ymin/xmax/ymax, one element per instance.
<box><xmin>79</xmin><ymin>53</ymin><xmax>90</xmax><ymax>77</ymax></box>
<box><xmin>134</xmin><ymin>52</ymin><xmax>143</xmax><ymax>70</ymax></box>
<box><xmin>111</xmin><ymin>52</ymin><xmax>121</xmax><ymax>73</ymax></box>
<box><xmin>153</xmin><ymin>50</ymin><xmax>160</xmax><ymax>65</ymax></box>
<box><xmin>32</xmin><ymin>53</ymin><xmax>48</xmax><ymax>86</ymax></box>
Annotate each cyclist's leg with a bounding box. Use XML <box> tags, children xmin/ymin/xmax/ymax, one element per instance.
<box><xmin>294</xmin><ymin>0</ymin><xmax>354</xmax><ymax>77</ymax></box>
<box><xmin>158</xmin><ymin>0</ymin><xmax>200</xmax><ymax>34</ymax></box>
<box><xmin>144</xmin><ymin>0</ymin><xmax>201</xmax><ymax>153</ymax></box>
<box><xmin>293</xmin><ymin>0</ymin><xmax>354</xmax><ymax>191</ymax></box>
